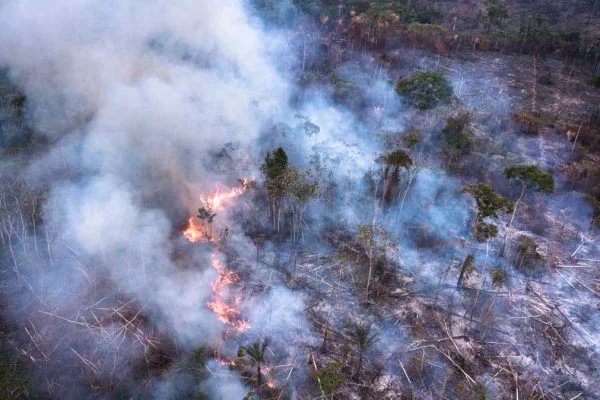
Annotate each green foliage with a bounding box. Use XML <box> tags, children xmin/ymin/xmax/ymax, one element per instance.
<box><xmin>515</xmin><ymin>235</ymin><xmax>542</xmax><ymax>270</ymax></box>
<box><xmin>186</xmin><ymin>346</ymin><xmax>211</xmax><ymax>380</ymax></box>
<box><xmin>504</xmin><ymin>164</ymin><xmax>554</xmax><ymax>194</ymax></box>
<box><xmin>395</xmin><ymin>71</ymin><xmax>453</xmax><ymax>110</ymax></box>
<box><xmin>261</xmin><ymin>147</ymin><xmax>288</xmax><ymax>181</ymax></box>
<box><xmin>366</xmin><ymin>2</ymin><xmax>440</xmax><ymax>24</ymax></box>
<box><xmin>315</xmin><ymin>361</ymin><xmax>346</xmax><ymax>396</ymax></box>
<box><xmin>484</xmin><ymin>0</ymin><xmax>509</xmax><ymax>31</ymax></box>
<box><xmin>378</xmin><ymin>149</ymin><xmax>413</xmax><ymax>169</ymax></box>
<box><xmin>238</xmin><ymin>339</ymin><xmax>268</xmax><ymax>365</ymax></box>
<box><xmin>463</xmin><ymin>183</ymin><xmax>513</xmax><ymax>219</ymax></box>
<box><xmin>238</xmin><ymin>339</ymin><xmax>269</xmax><ymax>387</ymax></box>
<box><xmin>490</xmin><ymin>267</ymin><xmax>505</xmax><ymax>288</ymax></box>
<box><xmin>281</xmin><ymin>167</ymin><xmax>319</xmax><ymax>205</ymax></box>
<box><xmin>261</xmin><ymin>147</ymin><xmax>290</xmax><ymax>203</ymax></box>
<box><xmin>402</xmin><ymin>130</ymin><xmax>421</xmax><ymax>148</ymax></box>
<box><xmin>441</xmin><ymin>112</ymin><xmax>472</xmax><ymax>163</ymax></box>
<box><xmin>474</xmin><ymin>221</ymin><xmax>499</xmax><ymax>242</ymax></box>
<box><xmin>189</xmin><ymin>346</ymin><xmax>211</xmax><ymax>368</ymax></box>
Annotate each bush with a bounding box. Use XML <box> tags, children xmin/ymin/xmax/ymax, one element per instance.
<box><xmin>395</xmin><ymin>71</ymin><xmax>453</xmax><ymax>110</ymax></box>
<box><xmin>514</xmin><ymin>110</ymin><xmax>544</xmax><ymax>135</ymax></box>
<box><xmin>314</xmin><ymin>361</ymin><xmax>346</xmax><ymax>396</ymax></box>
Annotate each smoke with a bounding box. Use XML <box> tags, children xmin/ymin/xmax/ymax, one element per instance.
<box><xmin>1</xmin><ymin>0</ymin><xmax>599</xmax><ymax>398</ymax></box>
<box><xmin>0</xmin><ymin>0</ymin><xmax>301</xmax><ymax>396</ymax></box>
<box><xmin>200</xmin><ymin>361</ymin><xmax>248</xmax><ymax>400</ymax></box>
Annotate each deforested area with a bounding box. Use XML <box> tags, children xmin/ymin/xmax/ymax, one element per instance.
<box><xmin>0</xmin><ymin>1</ymin><xmax>599</xmax><ymax>399</ymax></box>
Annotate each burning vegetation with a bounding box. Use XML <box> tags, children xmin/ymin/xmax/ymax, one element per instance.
<box><xmin>1</xmin><ymin>1</ymin><xmax>600</xmax><ymax>399</ymax></box>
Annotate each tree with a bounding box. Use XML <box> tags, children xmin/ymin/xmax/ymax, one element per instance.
<box><xmin>502</xmin><ymin>164</ymin><xmax>554</xmax><ymax>249</ymax></box>
<box><xmin>458</xmin><ymin>183</ymin><xmax>513</xmax><ymax>287</ymax></box>
<box><xmin>262</xmin><ymin>147</ymin><xmax>288</xmax><ymax>180</ymax></box>
<box><xmin>377</xmin><ymin>149</ymin><xmax>413</xmax><ymax>203</ymax></box>
<box><xmin>441</xmin><ymin>112</ymin><xmax>472</xmax><ymax>167</ymax></box>
<box><xmin>484</xmin><ymin>0</ymin><xmax>509</xmax><ymax>33</ymax></box>
<box><xmin>197</xmin><ymin>203</ymin><xmax>217</xmax><ymax>238</ymax></box>
<box><xmin>238</xmin><ymin>339</ymin><xmax>269</xmax><ymax>387</ymax></box>
<box><xmin>345</xmin><ymin>322</ymin><xmax>377</xmax><ymax>382</ymax></box>
<box><xmin>281</xmin><ymin>167</ymin><xmax>318</xmax><ymax>242</ymax></box>
<box><xmin>395</xmin><ymin>71</ymin><xmax>453</xmax><ymax>110</ymax></box>
<box><xmin>261</xmin><ymin>147</ymin><xmax>289</xmax><ymax>232</ymax></box>
<box><xmin>514</xmin><ymin>235</ymin><xmax>542</xmax><ymax>271</ymax></box>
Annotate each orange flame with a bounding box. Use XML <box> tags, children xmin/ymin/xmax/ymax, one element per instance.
<box><xmin>182</xmin><ymin>180</ymin><xmax>248</xmax><ymax>243</ymax></box>
<box><xmin>182</xmin><ymin>217</ymin><xmax>205</xmax><ymax>243</ymax></box>
<box><xmin>182</xmin><ymin>181</ymin><xmax>251</xmax><ymax>340</ymax></box>
<box><xmin>206</xmin><ymin>256</ymin><xmax>250</xmax><ymax>332</ymax></box>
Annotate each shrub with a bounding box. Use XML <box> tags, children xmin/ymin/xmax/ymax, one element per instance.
<box><xmin>314</xmin><ymin>361</ymin><xmax>346</xmax><ymax>396</ymax></box>
<box><xmin>514</xmin><ymin>110</ymin><xmax>544</xmax><ymax>135</ymax></box>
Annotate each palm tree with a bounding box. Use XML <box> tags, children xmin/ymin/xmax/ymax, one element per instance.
<box><xmin>346</xmin><ymin>323</ymin><xmax>377</xmax><ymax>381</ymax></box>
<box><xmin>239</xmin><ymin>339</ymin><xmax>269</xmax><ymax>386</ymax></box>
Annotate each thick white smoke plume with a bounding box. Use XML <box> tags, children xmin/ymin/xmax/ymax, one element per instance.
<box><xmin>0</xmin><ymin>3</ymin><xmax>302</xmax><ymax>395</ymax></box>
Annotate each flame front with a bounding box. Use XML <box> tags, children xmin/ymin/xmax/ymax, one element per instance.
<box><xmin>182</xmin><ymin>180</ymin><xmax>250</xmax><ymax>334</ymax></box>
<box><xmin>206</xmin><ymin>256</ymin><xmax>250</xmax><ymax>333</ymax></box>
<box><xmin>182</xmin><ymin>181</ymin><xmax>248</xmax><ymax>242</ymax></box>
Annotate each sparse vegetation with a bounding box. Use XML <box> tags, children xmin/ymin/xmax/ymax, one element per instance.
<box><xmin>2</xmin><ymin>1</ymin><xmax>599</xmax><ymax>399</ymax></box>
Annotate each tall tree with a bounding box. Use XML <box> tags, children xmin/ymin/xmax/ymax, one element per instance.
<box><xmin>261</xmin><ymin>147</ymin><xmax>289</xmax><ymax>232</ymax></box>
<box><xmin>282</xmin><ymin>167</ymin><xmax>318</xmax><ymax>243</ymax></box>
<box><xmin>377</xmin><ymin>149</ymin><xmax>413</xmax><ymax>203</ymax></box>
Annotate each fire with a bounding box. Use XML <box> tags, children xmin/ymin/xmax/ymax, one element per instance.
<box><xmin>182</xmin><ymin>217</ymin><xmax>204</xmax><ymax>243</ymax></box>
<box><xmin>182</xmin><ymin>180</ymin><xmax>249</xmax><ymax>243</ymax></box>
<box><xmin>181</xmin><ymin>181</ymin><xmax>251</xmax><ymax>335</ymax></box>
<box><xmin>206</xmin><ymin>256</ymin><xmax>250</xmax><ymax>332</ymax></box>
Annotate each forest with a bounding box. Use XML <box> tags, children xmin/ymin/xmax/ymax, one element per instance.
<box><xmin>0</xmin><ymin>0</ymin><xmax>599</xmax><ymax>399</ymax></box>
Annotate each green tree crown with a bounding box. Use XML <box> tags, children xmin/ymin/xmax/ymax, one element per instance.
<box><xmin>504</xmin><ymin>164</ymin><xmax>554</xmax><ymax>194</ymax></box>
